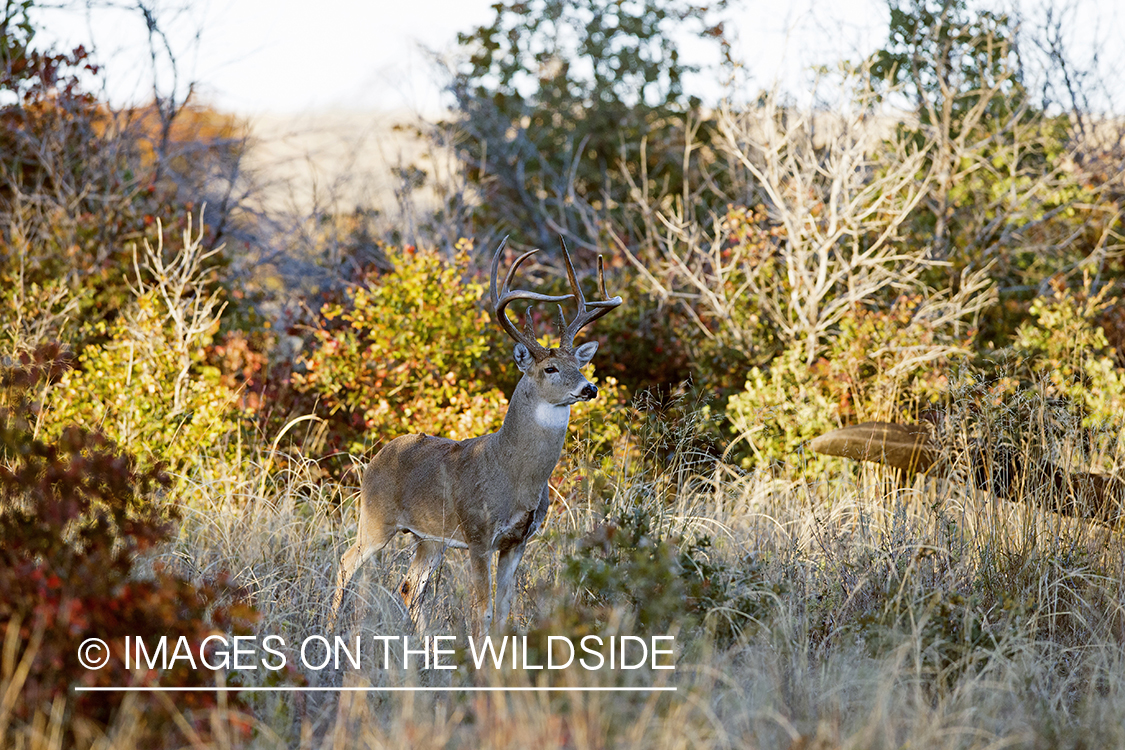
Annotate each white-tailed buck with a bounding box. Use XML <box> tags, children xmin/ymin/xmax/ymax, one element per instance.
<box><xmin>328</xmin><ymin>238</ymin><xmax>622</xmax><ymax>635</ymax></box>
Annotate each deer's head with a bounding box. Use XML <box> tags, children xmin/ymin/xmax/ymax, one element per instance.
<box><xmin>490</xmin><ymin>237</ymin><xmax>622</xmax><ymax>409</ymax></box>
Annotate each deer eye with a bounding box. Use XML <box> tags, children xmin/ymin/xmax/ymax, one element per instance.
<box><xmin>544</xmin><ymin>366</ymin><xmax>558</xmax><ymax>374</ymax></box>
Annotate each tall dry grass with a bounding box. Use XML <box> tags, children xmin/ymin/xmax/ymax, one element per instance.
<box><xmin>8</xmin><ymin>392</ymin><xmax>1120</xmax><ymax>749</ymax></box>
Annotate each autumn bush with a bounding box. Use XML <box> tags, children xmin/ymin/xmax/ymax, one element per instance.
<box><xmin>1010</xmin><ymin>275</ymin><xmax>1125</xmax><ymax>430</ymax></box>
<box><xmin>36</xmin><ymin>218</ymin><xmax>244</xmax><ymax>472</ymax></box>
<box><xmin>292</xmin><ymin>241</ymin><xmax>514</xmax><ymax>454</ymax></box>
<box><xmin>0</xmin><ymin>346</ymin><xmax>255</xmax><ymax>747</ymax></box>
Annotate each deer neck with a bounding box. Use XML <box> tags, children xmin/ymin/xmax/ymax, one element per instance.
<box><xmin>493</xmin><ymin>376</ymin><xmax>570</xmax><ymax>481</ymax></box>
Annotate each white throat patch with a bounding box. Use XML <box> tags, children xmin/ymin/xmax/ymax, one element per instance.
<box><xmin>534</xmin><ymin>402</ymin><xmax>571</xmax><ymax>430</ymax></box>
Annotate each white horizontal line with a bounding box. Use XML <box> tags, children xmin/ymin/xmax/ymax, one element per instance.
<box><xmin>74</xmin><ymin>686</ymin><xmax>676</xmax><ymax>693</ymax></box>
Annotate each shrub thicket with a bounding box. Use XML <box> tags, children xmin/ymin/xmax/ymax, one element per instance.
<box><xmin>4</xmin><ymin>0</ymin><xmax>1125</xmax><ymax>744</ymax></box>
<box><xmin>0</xmin><ymin>346</ymin><xmax>255</xmax><ymax>744</ymax></box>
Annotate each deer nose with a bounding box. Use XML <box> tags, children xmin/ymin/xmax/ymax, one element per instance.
<box><xmin>580</xmin><ymin>383</ymin><xmax>598</xmax><ymax>400</ymax></box>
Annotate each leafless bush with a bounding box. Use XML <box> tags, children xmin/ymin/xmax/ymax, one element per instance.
<box><xmin>127</xmin><ymin>211</ymin><xmax>226</xmax><ymax>414</ymax></box>
<box><xmin>626</xmin><ymin>72</ymin><xmax>995</xmax><ymax>369</ymax></box>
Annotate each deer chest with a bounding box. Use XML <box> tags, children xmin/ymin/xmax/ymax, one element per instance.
<box><xmin>491</xmin><ymin>508</ymin><xmax>537</xmax><ymax>548</ymax></box>
<box><xmin>490</xmin><ymin>491</ymin><xmax>549</xmax><ymax>548</ymax></box>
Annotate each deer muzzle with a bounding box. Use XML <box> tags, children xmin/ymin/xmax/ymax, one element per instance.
<box><xmin>578</xmin><ymin>383</ymin><xmax>598</xmax><ymax>401</ymax></box>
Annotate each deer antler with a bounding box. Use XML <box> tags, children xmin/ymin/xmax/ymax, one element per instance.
<box><xmin>558</xmin><ymin>239</ymin><xmax>623</xmax><ymax>350</ymax></box>
<box><xmin>490</xmin><ymin>237</ymin><xmax>574</xmax><ymax>361</ymax></box>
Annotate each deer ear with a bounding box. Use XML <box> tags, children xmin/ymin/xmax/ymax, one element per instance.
<box><xmin>513</xmin><ymin>343</ymin><xmax>535</xmax><ymax>372</ymax></box>
<box><xmin>574</xmin><ymin>341</ymin><xmax>598</xmax><ymax>367</ymax></box>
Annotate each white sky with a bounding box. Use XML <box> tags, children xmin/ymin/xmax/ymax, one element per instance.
<box><xmin>32</xmin><ymin>0</ymin><xmax>887</xmax><ymax>114</ymax></box>
<box><xmin>31</xmin><ymin>0</ymin><xmax>1124</xmax><ymax>115</ymax></box>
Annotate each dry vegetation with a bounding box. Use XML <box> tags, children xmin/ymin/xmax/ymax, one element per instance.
<box><xmin>10</xmin><ymin>405</ymin><xmax>1125</xmax><ymax>749</ymax></box>
<box><xmin>5</xmin><ymin>0</ymin><xmax>1125</xmax><ymax>747</ymax></box>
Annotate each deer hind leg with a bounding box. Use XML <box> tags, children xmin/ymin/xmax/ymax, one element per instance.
<box><xmin>494</xmin><ymin>541</ymin><xmax>526</xmax><ymax>631</ymax></box>
<box><xmin>400</xmin><ymin>540</ymin><xmax>445</xmax><ymax>632</ymax></box>
<box><xmin>327</xmin><ymin>523</ymin><xmax>394</xmax><ymax>631</ymax></box>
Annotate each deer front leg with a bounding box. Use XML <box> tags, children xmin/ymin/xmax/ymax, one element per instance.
<box><xmin>468</xmin><ymin>548</ymin><xmax>493</xmax><ymax>638</ymax></box>
<box><xmin>494</xmin><ymin>541</ymin><xmax>526</xmax><ymax>630</ymax></box>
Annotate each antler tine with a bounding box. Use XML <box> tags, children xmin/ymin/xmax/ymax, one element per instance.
<box><xmin>560</xmin><ymin>236</ymin><xmax>585</xmax><ymax>308</ymax></box>
<box><xmin>502</xmin><ymin>248</ymin><xmax>538</xmax><ymax>296</ymax></box>
<box><xmin>559</xmin><ymin>239</ymin><xmax>624</xmax><ymax>348</ymax></box>
<box><xmin>490</xmin><ymin>237</ymin><xmax>574</xmax><ymax>359</ymax></box>
<box><xmin>523</xmin><ymin>306</ymin><xmax>538</xmax><ymax>340</ymax></box>
<box><xmin>488</xmin><ymin>235</ymin><xmax>510</xmax><ymax>305</ymax></box>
